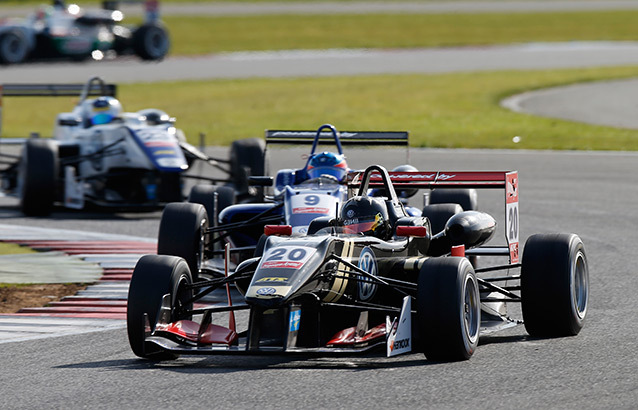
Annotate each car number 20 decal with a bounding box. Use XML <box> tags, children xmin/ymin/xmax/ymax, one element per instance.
<box><xmin>505</xmin><ymin>172</ymin><xmax>519</xmax><ymax>263</ymax></box>
<box><xmin>261</xmin><ymin>246</ymin><xmax>316</xmax><ymax>269</ymax></box>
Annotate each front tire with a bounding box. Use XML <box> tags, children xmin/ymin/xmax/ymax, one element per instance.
<box><xmin>157</xmin><ymin>203</ymin><xmax>208</xmax><ymax>280</ymax></box>
<box><xmin>127</xmin><ymin>255</ymin><xmax>193</xmax><ymax>360</ymax></box>
<box><xmin>188</xmin><ymin>184</ymin><xmax>235</xmax><ymax>227</ymax></box>
<box><xmin>416</xmin><ymin>257</ymin><xmax>480</xmax><ymax>361</ymax></box>
<box><xmin>19</xmin><ymin>139</ymin><xmax>58</xmax><ymax>216</ymax></box>
<box><xmin>229</xmin><ymin>138</ymin><xmax>265</xmax><ymax>199</ymax></box>
<box><xmin>521</xmin><ymin>233</ymin><xmax>589</xmax><ymax>337</ymax></box>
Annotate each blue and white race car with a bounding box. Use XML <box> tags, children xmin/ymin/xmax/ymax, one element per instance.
<box><xmin>156</xmin><ymin>124</ymin><xmax>417</xmax><ymax>277</ymax></box>
<box><xmin>0</xmin><ymin>76</ymin><xmax>263</xmax><ymax>215</ymax></box>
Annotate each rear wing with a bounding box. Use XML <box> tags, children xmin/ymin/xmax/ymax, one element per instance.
<box><xmin>102</xmin><ymin>0</ymin><xmax>161</xmax><ymax>22</ymax></box>
<box><xmin>265</xmin><ymin>130</ymin><xmax>409</xmax><ymax>147</ymax></box>
<box><xmin>0</xmin><ymin>82</ymin><xmax>117</xmax><ymax>137</ymax></box>
<box><xmin>348</xmin><ymin>170</ymin><xmax>520</xmax><ymax>263</ymax></box>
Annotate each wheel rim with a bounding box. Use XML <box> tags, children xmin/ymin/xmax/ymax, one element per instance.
<box><xmin>173</xmin><ymin>274</ymin><xmax>192</xmax><ymax>320</ymax></box>
<box><xmin>196</xmin><ymin>217</ymin><xmax>207</xmax><ymax>272</ymax></box>
<box><xmin>463</xmin><ymin>275</ymin><xmax>480</xmax><ymax>344</ymax></box>
<box><xmin>571</xmin><ymin>250</ymin><xmax>588</xmax><ymax>320</ymax></box>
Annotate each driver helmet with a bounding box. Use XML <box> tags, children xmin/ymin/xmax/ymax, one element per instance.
<box><xmin>307</xmin><ymin>151</ymin><xmax>348</xmax><ymax>181</ymax></box>
<box><xmin>341</xmin><ymin>196</ymin><xmax>391</xmax><ymax>239</ymax></box>
<box><xmin>88</xmin><ymin>96</ymin><xmax>122</xmax><ymax>126</ymax></box>
<box><xmin>392</xmin><ymin>164</ymin><xmax>419</xmax><ymax>199</ymax></box>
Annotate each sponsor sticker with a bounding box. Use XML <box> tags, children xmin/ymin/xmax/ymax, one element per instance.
<box><xmin>358</xmin><ymin>246</ymin><xmax>378</xmax><ymax>301</ymax></box>
<box><xmin>289</xmin><ymin>309</ymin><xmax>301</xmax><ymax>332</ymax></box>
<box><xmin>292</xmin><ymin>207</ymin><xmax>330</xmax><ymax>214</ymax></box>
<box><xmin>256</xmin><ymin>277</ymin><xmax>288</xmax><ymax>283</ymax></box>
<box><xmin>256</xmin><ymin>287</ymin><xmax>277</xmax><ymax>296</ymax></box>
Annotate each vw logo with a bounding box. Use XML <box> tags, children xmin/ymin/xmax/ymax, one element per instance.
<box><xmin>256</xmin><ymin>287</ymin><xmax>277</xmax><ymax>296</ymax></box>
<box><xmin>358</xmin><ymin>247</ymin><xmax>377</xmax><ymax>301</ymax></box>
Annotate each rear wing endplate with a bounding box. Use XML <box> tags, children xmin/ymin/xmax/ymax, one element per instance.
<box><xmin>348</xmin><ymin>170</ymin><xmax>520</xmax><ymax>263</ymax></box>
<box><xmin>0</xmin><ymin>83</ymin><xmax>117</xmax><ymax>137</ymax></box>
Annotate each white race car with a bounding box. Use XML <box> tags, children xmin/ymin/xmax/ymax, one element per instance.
<box><xmin>0</xmin><ymin>76</ymin><xmax>265</xmax><ymax>216</ymax></box>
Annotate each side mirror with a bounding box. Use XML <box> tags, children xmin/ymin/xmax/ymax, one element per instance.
<box><xmin>58</xmin><ymin>118</ymin><xmax>81</xmax><ymax>126</ymax></box>
<box><xmin>396</xmin><ymin>225</ymin><xmax>427</xmax><ymax>237</ymax></box>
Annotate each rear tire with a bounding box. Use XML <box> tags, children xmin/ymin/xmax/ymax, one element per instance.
<box><xmin>521</xmin><ymin>233</ymin><xmax>589</xmax><ymax>337</ymax></box>
<box><xmin>133</xmin><ymin>23</ymin><xmax>170</xmax><ymax>60</ymax></box>
<box><xmin>127</xmin><ymin>255</ymin><xmax>193</xmax><ymax>360</ymax></box>
<box><xmin>19</xmin><ymin>139</ymin><xmax>58</xmax><ymax>216</ymax></box>
<box><xmin>416</xmin><ymin>257</ymin><xmax>480</xmax><ymax>361</ymax></box>
<box><xmin>429</xmin><ymin>189</ymin><xmax>478</xmax><ymax>211</ymax></box>
<box><xmin>157</xmin><ymin>203</ymin><xmax>208</xmax><ymax>280</ymax></box>
<box><xmin>421</xmin><ymin>203</ymin><xmax>462</xmax><ymax>234</ymax></box>
<box><xmin>0</xmin><ymin>30</ymin><xmax>29</xmax><ymax>64</ymax></box>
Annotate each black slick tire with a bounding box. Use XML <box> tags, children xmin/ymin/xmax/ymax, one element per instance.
<box><xmin>188</xmin><ymin>184</ymin><xmax>235</xmax><ymax>226</ymax></box>
<box><xmin>0</xmin><ymin>29</ymin><xmax>29</xmax><ymax>64</ymax></box>
<box><xmin>19</xmin><ymin>139</ymin><xmax>58</xmax><ymax>216</ymax></box>
<box><xmin>132</xmin><ymin>23</ymin><xmax>169</xmax><ymax>60</ymax></box>
<box><xmin>126</xmin><ymin>255</ymin><xmax>193</xmax><ymax>360</ymax></box>
<box><xmin>416</xmin><ymin>257</ymin><xmax>480</xmax><ymax>361</ymax></box>
<box><xmin>229</xmin><ymin>138</ymin><xmax>265</xmax><ymax>198</ymax></box>
<box><xmin>429</xmin><ymin>189</ymin><xmax>478</xmax><ymax>211</ymax></box>
<box><xmin>157</xmin><ymin>202</ymin><xmax>208</xmax><ymax>280</ymax></box>
<box><xmin>521</xmin><ymin>233</ymin><xmax>589</xmax><ymax>337</ymax></box>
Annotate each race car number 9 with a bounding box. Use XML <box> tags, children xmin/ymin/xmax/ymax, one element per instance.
<box><xmin>261</xmin><ymin>246</ymin><xmax>316</xmax><ymax>269</ymax></box>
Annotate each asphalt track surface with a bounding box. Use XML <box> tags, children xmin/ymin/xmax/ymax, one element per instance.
<box><xmin>2</xmin><ymin>147</ymin><xmax>638</xmax><ymax>409</ymax></box>
<box><xmin>2</xmin><ymin>2</ymin><xmax>638</xmax><ymax>409</ymax></box>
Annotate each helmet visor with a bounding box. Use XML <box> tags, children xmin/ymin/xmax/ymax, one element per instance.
<box><xmin>342</xmin><ymin>213</ymin><xmax>384</xmax><ymax>235</ymax></box>
<box><xmin>307</xmin><ymin>165</ymin><xmax>346</xmax><ymax>181</ymax></box>
<box><xmin>92</xmin><ymin>113</ymin><xmax>113</xmax><ymax>125</ymax></box>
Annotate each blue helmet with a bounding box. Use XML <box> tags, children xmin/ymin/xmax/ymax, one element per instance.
<box><xmin>307</xmin><ymin>151</ymin><xmax>348</xmax><ymax>181</ymax></box>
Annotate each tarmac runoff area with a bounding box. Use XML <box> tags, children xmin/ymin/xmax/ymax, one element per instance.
<box><xmin>0</xmin><ymin>224</ymin><xmax>156</xmax><ymax>344</ymax></box>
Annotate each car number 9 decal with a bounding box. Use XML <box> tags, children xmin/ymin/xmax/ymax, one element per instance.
<box><xmin>261</xmin><ymin>246</ymin><xmax>316</xmax><ymax>269</ymax></box>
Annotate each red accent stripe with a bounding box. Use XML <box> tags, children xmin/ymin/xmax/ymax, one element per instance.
<box><xmin>18</xmin><ymin>307</ymin><xmax>127</xmax><ymax>314</ymax></box>
<box><xmin>3</xmin><ymin>312</ymin><xmax>126</xmax><ymax>320</ymax></box>
<box><xmin>48</xmin><ymin>301</ymin><xmax>127</xmax><ymax>308</ymax></box>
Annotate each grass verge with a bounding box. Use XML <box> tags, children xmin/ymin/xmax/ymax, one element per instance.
<box><xmin>5</xmin><ymin>66</ymin><xmax>638</xmax><ymax>150</ymax></box>
<box><xmin>166</xmin><ymin>11</ymin><xmax>638</xmax><ymax>55</ymax></box>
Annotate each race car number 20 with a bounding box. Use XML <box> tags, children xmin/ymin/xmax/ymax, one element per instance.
<box><xmin>261</xmin><ymin>246</ymin><xmax>316</xmax><ymax>269</ymax></box>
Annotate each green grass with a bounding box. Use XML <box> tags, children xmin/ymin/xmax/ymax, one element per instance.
<box><xmin>0</xmin><ymin>242</ymin><xmax>36</xmax><ymax>255</ymax></box>
<box><xmin>5</xmin><ymin>4</ymin><xmax>638</xmax><ymax>54</ymax></box>
<box><xmin>166</xmin><ymin>11</ymin><xmax>638</xmax><ymax>55</ymax></box>
<box><xmin>5</xmin><ymin>66</ymin><xmax>638</xmax><ymax>150</ymax></box>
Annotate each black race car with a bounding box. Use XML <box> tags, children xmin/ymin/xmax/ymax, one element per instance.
<box><xmin>127</xmin><ymin>164</ymin><xmax>589</xmax><ymax>361</ymax></box>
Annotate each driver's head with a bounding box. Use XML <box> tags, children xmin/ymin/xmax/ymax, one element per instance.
<box><xmin>307</xmin><ymin>151</ymin><xmax>348</xmax><ymax>181</ymax></box>
<box><xmin>88</xmin><ymin>96</ymin><xmax>122</xmax><ymax>126</ymax></box>
<box><xmin>341</xmin><ymin>196</ymin><xmax>390</xmax><ymax>239</ymax></box>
